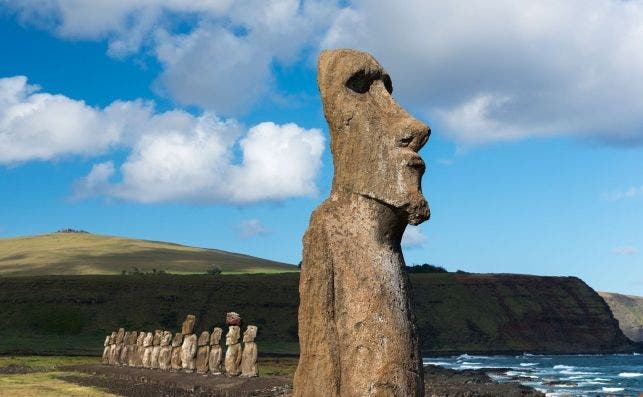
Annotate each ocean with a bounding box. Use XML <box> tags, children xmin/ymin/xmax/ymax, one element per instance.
<box><xmin>423</xmin><ymin>353</ymin><xmax>642</xmax><ymax>396</ymax></box>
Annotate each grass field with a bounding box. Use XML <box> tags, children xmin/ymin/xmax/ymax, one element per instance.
<box><xmin>0</xmin><ymin>232</ymin><xmax>297</xmax><ymax>276</ymax></box>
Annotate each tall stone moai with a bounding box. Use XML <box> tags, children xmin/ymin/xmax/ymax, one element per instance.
<box><xmin>180</xmin><ymin>315</ymin><xmax>197</xmax><ymax>372</ymax></box>
<box><xmin>126</xmin><ymin>331</ymin><xmax>138</xmax><ymax>366</ymax></box>
<box><xmin>113</xmin><ymin>328</ymin><xmax>125</xmax><ymax>365</ymax></box>
<box><xmin>240</xmin><ymin>325</ymin><xmax>258</xmax><ymax>377</ymax></box>
<box><xmin>158</xmin><ymin>331</ymin><xmax>173</xmax><ymax>370</ymax></box>
<box><xmin>170</xmin><ymin>333</ymin><xmax>184</xmax><ymax>371</ymax></box>
<box><xmin>142</xmin><ymin>331</ymin><xmax>154</xmax><ymax>368</ymax></box>
<box><xmin>102</xmin><ymin>335</ymin><xmax>111</xmax><ymax>364</ymax></box>
<box><xmin>108</xmin><ymin>331</ymin><xmax>117</xmax><ymax>365</ymax></box>
<box><xmin>196</xmin><ymin>331</ymin><xmax>210</xmax><ymax>374</ymax></box>
<box><xmin>208</xmin><ymin>327</ymin><xmax>223</xmax><ymax>375</ymax></box>
<box><xmin>119</xmin><ymin>331</ymin><xmax>130</xmax><ymax>365</ymax></box>
<box><xmin>293</xmin><ymin>49</ymin><xmax>431</xmax><ymax>397</ymax></box>
<box><xmin>151</xmin><ymin>330</ymin><xmax>162</xmax><ymax>369</ymax></box>
<box><xmin>224</xmin><ymin>325</ymin><xmax>242</xmax><ymax>376</ymax></box>
<box><xmin>135</xmin><ymin>331</ymin><xmax>145</xmax><ymax>367</ymax></box>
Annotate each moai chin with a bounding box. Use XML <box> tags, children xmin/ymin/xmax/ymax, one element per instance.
<box><xmin>170</xmin><ymin>333</ymin><xmax>184</xmax><ymax>371</ymax></box>
<box><xmin>158</xmin><ymin>331</ymin><xmax>173</xmax><ymax>370</ymax></box>
<box><xmin>224</xmin><ymin>325</ymin><xmax>242</xmax><ymax>376</ymax></box>
<box><xmin>293</xmin><ymin>49</ymin><xmax>430</xmax><ymax>397</ymax></box>
<box><xmin>240</xmin><ymin>325</ymin><xmax>258</xmax><ymax>377</ymax></box>
<box><xmin>195</xmin><ymin>331</ymin><xmax>211</xmax><ymax>374</ymax></box>
<box><xmin>208</xmin><ymin>327</ymin><xmax>223</xmax><ymax>375</ymax></box>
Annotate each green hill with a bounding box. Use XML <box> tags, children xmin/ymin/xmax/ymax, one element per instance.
<box><xmin>599</xmin><ymin>292</ymin><xmax>643</xmax><ymax>342</ymax></box>
<box><xmin>0</xmin><ymin>232</ymin><xmax>296</xmax><ymax>276</ymax></box>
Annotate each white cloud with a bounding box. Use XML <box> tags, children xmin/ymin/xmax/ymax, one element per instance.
<box><xmin>612</xmin><ymin>246</ymin><xmax>638</xmax><ymax>256</ymax></box>
<box><xmin>322</xmin><ymin>0</ymin><xmax>643</xmax><ymax>147</ymax></box>
<box><xmin>0</xmin><ymin>75</ymin><xmax>325</xmax><ymax>203</ymax></box>
<box><xmin>235</xmin><ymin>219</ymin><xmax>269</xmax><ymax>239</ymax></box>
<box><xmin>601</xmin><ymin>186</ymin><xmax>643</xmax><ymax>202</ymax></box>
<box><xmin>402</xmin><ymin>226</ymin><xmax>426</xmax><ymax>249</ymax></box>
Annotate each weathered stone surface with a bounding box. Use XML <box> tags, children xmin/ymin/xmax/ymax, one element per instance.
<box><xmin>196</xmin><ymin>331</ymin><xmax>210</xmax><ymax>374</ymax></box>
<box><xmin>224</xmin><ymin>325</ymin><xmax>242</xmax><ymax>376</ymax></box>
<box><xmin>181</xmin><ymin>314</ymin><xmax>196</xmax><ymax>335</ymax></box>
<box><xmin>142</xmin><ymin>332</ymin><xmax>154</xmax><ymax>368</ymax></box>
<box><xmin>170</xmin><ymin>333</ymin><xmax>184</xmax><ymax>371</ymax></box>
<box><xmin>108</xmin><ymin>331</ymin><xmax>117</xmax><ymax>365</ymax></box>
<box><xmin>127</xmin><ymin>331</ymin><xmax>138</xmax><ymax>366</ymax></box>
<box><xmin>119</xmin><ymin>331</ymin><xmax>130</xmax><ymax>365</ymax></box>
<box><xmin>151</xmin><ymin>330</ymin><xmax>162</xmax><ymax>369</ymax></box>
<box><xmin>158</xmin><ymin>331</ymin><xmax>173</xmax><ymax>370</ymax></box>
<box><xmin>102</xmin><ymin>335</ymin><xmax>111</xmax><ymax>364</ymax></box>
<box><xmin>240</xmin><ymin>325</ymin><xmax>258</xmax><ymax>377</ymax></box>
<box><xmin>114</xmin><ymin>328</ymin><xmax>125</xmax><ymax>365</ymax></box>
<box><xmin>226</xmin><ymin>312</ymin><xmax>242</xmax><ymax>326</ymax></box>
<box><xmin>293</xmin><ymin>49</ymin><xmax>430</xmax><ymax>397</ymax></box>
<box><xmin>180</xmin><ymin>333</ymin><xmax>197</xmax><ymax>372</ymax></box>
<box><xmin>208</xmin><ymin>327</ymin><xmax>223</xmax><ymax>375</ymax></box>
<box><xmin>135</xmin><ymin>331</ymin><xmax>145</xmax><ymax>367</ymax></box>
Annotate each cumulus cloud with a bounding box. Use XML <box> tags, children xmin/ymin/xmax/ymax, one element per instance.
<box><xmin>402</xmin><ymin>226</ymin><xmax>426</xmax><ymax>249</ymax></box>
<box><xmin>0</xmin><ymin>75</ymin><xmax>324</xmax><ymax>203</ymax></box>
<box><xmin>235</xmin><ymin>219</ymin><xmax>269</xmax><ymax>239</ymax></box>
<box><xmin>612</xmin><ymin>246</ymin><xmax>638</xmax><ymax>256</ymax></box>
<box><xmin>601</xmin><ymin>186</ymin><xmax>643</xmax><ymax>202</ymax></box>
<box><xmin>322</xmin><ymin>0</ymin><xmax>643</xmax><ymax>147</ymax></box>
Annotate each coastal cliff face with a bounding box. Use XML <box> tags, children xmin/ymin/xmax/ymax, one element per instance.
<box><xmin>599</xmin><ymin>292</ymin><xmax>643</xmax><ymax>342</ymax></box>
<box><xmin>0</xmin><ymin>273</ymin><xmax>634</xmax><ymax>355</ymax></box>
<box><xmin>412</xmin><ymin>273</ymin><xmax>633</xmax><ymax>354</ymax></box>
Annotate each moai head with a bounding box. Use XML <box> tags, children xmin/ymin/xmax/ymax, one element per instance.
<box><xmin>129</xmin><ymin>331</ymin><xmax>138</xmax><ymax>344</ymax></box>
<box><xmin>143</xmin><ymin>332</ymin><xmax>153</xmax><ymax>347</ymax></box>
<box><xmin>136</xmin><ymin>332</ymin><xmax>145</xmax><ymax>347</ymax></box>
<box><xmin>153</xmin><ymin>330</ymin><xmax>162</xmax><ymax>346</ymax></box>
<box><xmin>317</xmin><ymin>49</ymin><xmax>430</xmax><ymax>225</ymax></box>
<box><xmin>110</xmin><ymin>332</ymin><xmax>117</xmax><ymax>345</ymax></box>
<box><xmin>226</xmin><ymin>312</ymin><xmax>242</xmax><ymax>326</ymax></box>
<box><xmin>243</xmin><ymin>325</ymin><xmax>258</xmax><ymax>343</ymax></box>
<box><xmin>226</xmin><ymin>326</ymin><xmax>241</xmax><ymax>346</ymax></box>
<box><xmin>210</xmin><ymin>327</ymin><xmax>223</xmax><ymax>346</ymax></box>
<box><xmin>123</xmin><ymin>331</ymin><xmax>130</xmax><ymax>345</ymax></box>
<box><xmin>116</xmin><ymin>328</ymin><xmax>125</xmax><ymax>343</ymax></box>
<box><xmin>161</xmin><ymin>331</ymin><xmax>172</xmax><ymax>347</ymax></box>
<box><xmin>181</xmin><ymin>315</ymin><xmax>196</xmax><ymax>334</ymax></box>
<box><xmin>171</xmin><ymin>332</ymin><xmax>184</xmax><ymax>347</ymax></box>
<box><xmin>198</xmin><ymin>331</ymin><xmax>210</xmax><ymax>346</ymax></box>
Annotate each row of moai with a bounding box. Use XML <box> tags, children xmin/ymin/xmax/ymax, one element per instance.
<box><xmin>101</xmin><ymin>312</ymin><xmax>258</xmax><ymax>377</ymax></box>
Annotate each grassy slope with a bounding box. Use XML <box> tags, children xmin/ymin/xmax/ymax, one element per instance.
<box><xmin>0</xmin><ymin>233</ymin><xmax>296</xmax><ymax>276</ymax></box>
<box><xmin>599</xmin><ymin>291</ymin><xmax>643</xmax><ymax>342</ymax></box>
<box><xmin>0</xmin><ymin>273</ymin><xmax>632</xmax><ymax>356</ymax></box>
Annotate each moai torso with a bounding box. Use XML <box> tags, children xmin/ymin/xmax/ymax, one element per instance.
<box><xmin>170</xmin><ymin>333</ymin><xmax>184</xmax><ymax>371</ymax></box>
<box><xmin>158</xmin><ymin>331</ymin><xmax>173</xmax><ymax>370</ymax></box>
<box><xmin>240</xmin><ymin>325</ymin><xmax>258</xmax><ymax>377</ymax></box>
<box><xmin>102</xmin><ymin>335</ymin><xmax>111</xmax><ymax>364</ymax></box>
<box><xmin>293</xmin><ymin>49</ymin><xmax>430</xmax><ymax>397</ymax></box>
<box><xmin>142</xmin><ymin>332</ymin><xmax>154</xmax><ymax>368</ymax></box>
<box><xmin>196</xmin><ymin>331</ymin><xmax>210</xmax><ymax>374</ymax></box>
<box><xmin>150</xmin><ymin>330</ymin><xmax>162</xmax><ymax>369</ymax></box>
<box><xmin>224</xmin><ymin>325</ymin><xmax>242</xmax><ymax>376</ymax></box>
<box><xmin>180</xmin><ymin>333</ymin><xmax>197</xmax><ymax>372</ymax></box>
<box><xmin>208</xmin><ymin>327</ymin><xmax>223</xmax><ymax>375</ymax></box>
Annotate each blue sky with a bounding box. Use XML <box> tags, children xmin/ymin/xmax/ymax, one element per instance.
<box><xmin>0</xmin><ymin>1</ymin><xmax>641</xmax><ymax>295</ymax></box>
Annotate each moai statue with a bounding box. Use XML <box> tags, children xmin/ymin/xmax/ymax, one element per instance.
<box><xmin>158</xmin><ymin>331</ymin><xmax>173</xmax><ymax>370</ymax></box>
<box><xmin>135</xmin><ymin>331</ymin><xmax>145</xmax><ymax>367</ymax></box>
<box><xmin>224</xmin><ymin>325</ymin><xmax>242</xmax><ymax>376</ymax></box>
<box><xmin>293</xmin><ymin>49</ymin><xmax>431</xmax><ymax>397</ymax></box>
<box><xmin>208</xmin><ymin>327</ymin><xmax>223</xmax><ymax>375</ymax></box>
<box><xmin>170</xmin><ymin>333</ymin><xmax>184</xmax><ymax>371</ymax></box>
<box><xmin>127</xmin><ymin>331</ymin><xmax>138</xmax><ymax>367</ymax></box>
<box><xmin>142</xmin><ymin>331</ymin><xmax>154</xmax><ymax>368</ymax></box>
<box><xmin>181</xmin><ymin>314</ymin><xmax>196</xmax><ymax>334</ymax></box>
<box><xmin>180</xmin><ymin>333</ymin><xmax>197</xmax><ymax>372</ymax></box>
<box><xmin>113</xmin><ymin>328</ymin><xmax>125</xmax><ymax>365</ymax></box>
<box><xmin>102</xmin><ymin>335</ymin><xmax>111</xmax><ymax>364</ymax></box>
<box><xmin>195</xmin><ymin>331</ymin><xmax>210</xmax><ymax>374</ymax></box>
<box><xmin>119</xmin><ymin>331</ymin><xmax>130</xmax><ymax>365</ymax></box>
<box><xmin>108</xmin><ymin>331</ymin><xmax>117</xmax><ymax>365</ymax></box>
<box><xmin>150</xmin><ymin>330</ymin><xmax>162</xmax><ymax>369</ymax></box>
<box><xmin>240</xmin><ymin>325</ymin><xmax>258</xmax><ymax>377</ymax></box>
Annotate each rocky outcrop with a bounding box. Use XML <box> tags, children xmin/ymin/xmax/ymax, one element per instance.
<box><xmin>599</xmin><ymin>292</ymin><xmax>643</xmax><ymax>342</ymax></box>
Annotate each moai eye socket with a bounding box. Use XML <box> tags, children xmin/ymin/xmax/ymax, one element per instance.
<box><xmin>345</xmin><ymin>70</ymin><xmax>393</xmax><ymax>95</ymax></box>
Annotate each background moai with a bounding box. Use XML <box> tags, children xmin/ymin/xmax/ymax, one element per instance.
<box><xmin>208</xmin><ymin>327</ymin><xmax>223</xmax><ymax>375</ymax></box>
<box><xmin>142</xmin><ymin>331</ymin><xmax>154</xmax><ymax>368</ymax></box>
<box><xmin>180</xmin><ymin>315</ymin><xmax>197</xmax><ymax>372</ymax></box>
<box><xmin>135</xmin><ymin>331</ymin><xmax>145</xmax><ymax>367</ymax></box>
<box><xmin>126</xmin><ymin>331</ymin><xmax>138</xmax><ymax>366</ymax></box>
<box><xmin>108</xmin><ymin>331</ymin><xmax>117</xmax><ymax>365</ymax></box>
<box><xmin>240</xmin><ymin>325</ymin><xmax>258</xmax><ymax>377</ymax></box>
<box><xmin>113</xmin><ymin>328</ymin><xmax>125</xmax><ymax>365</ymax></box>
<box><xmin>102</xmin><ymin>335</ymin><xmax>111</xmax><ymax>364</ymax></box>
<box><xmin>170</xmin><ymin>332</ymin><xmax>184</xmax><ymax>371</ymax></box>
<box><xmin>224</xmin><ymin>325</ymin><xmax>242</xmax><ymax>376</ymax></box>
<box><xmin>119</xmin><ymin>331</ymin><xmax>130</xmax><ymax>365</ymax></box>
<box><xmin>158</xmin><ymin>330</ymin><xmax>173</xmax><ymax>370</ymax></box>
<box><xmin>293</xmin><ymin>49</ymin><xmax>430</xmax><ymax>397</ymax></box>
<box><xmin>196</xmin><ymin>331</ymin><xmax>210</xmax><ymax>374</ymax></box>
<box><xmin>151</xmin><ymin>329</ymin><xmax>162</xmax><ymax>369</ymax></box>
